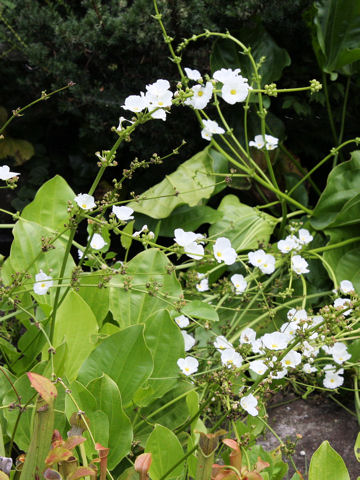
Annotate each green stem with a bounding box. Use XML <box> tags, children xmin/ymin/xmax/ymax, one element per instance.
<box><xmin>333</xmin><ymin>75</ymin><xmax>351</xmax><ymax>168</ymax></box>
<box><xmin>308</xmin><ymin>236</ymin><xmax>360</xmax><ymax>254</ymax></box>
<box><xmin>322</xmin><ymin>72</ymin><xmax>338</xmax><ymax>145</ymax></box>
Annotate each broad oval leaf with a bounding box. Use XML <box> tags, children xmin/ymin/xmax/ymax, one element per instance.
<box><xmin>182</xmin><ymin>301</ymin><xmax>219</xmax><ymax>322</ymax></box>
<box><xmin>308</xmin><ymin>441</ymin><xmax>350</xmax><ymax>480</ymax></box>
<box><xmin>27</xmin><ymin>372</ymin><xmax>57</xmax><ymax>404</ymax></box>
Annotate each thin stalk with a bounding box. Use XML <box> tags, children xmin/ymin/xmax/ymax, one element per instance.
<box><xmin>333</xmin><ymin>75</ymin><xmax>351</xmax><ymax>168</ymax></box>
<box><xmin>322</xmin><ymin>72</ymin><xmax>338</xmax><ymax>145</ymax></box>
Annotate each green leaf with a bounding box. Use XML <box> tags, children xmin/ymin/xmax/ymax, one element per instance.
<box><xmin>308</xmin><ymin>441</ymin><xmax>350</xmax><ymax>480</ymax></box>
<box><xmin>211</xmin><ymin>24</ymin><xmax>291</xmax><ymax>86</ymax></box>
<box><xmin>78</xmin><ymin>273</ymin><xmax>109</xmax><ymax>326</ymax></box>
<box><xmin>354</xmin><ymin>432</ymin><xmax>360</xmax><ymax>462</ymax></box>
<box><xmin>182</xmin><ymin>301</ymin><xmax>219</xmax><ymax>322</ymax></box>
<box><xmin>87</xmin><ymin>375</ymin><xmax>132</xmax><ymax>469</ymax></box>
<box><xmin>145</xmin><ymin>425</ymin><xmax>184</xmax><ymax>480</ymax></box>
<box><xmin>121</xmin><ymin>220</ymin><xmax>134</xmax><ymax>250</ymax></box>
<box><xmin>78</xmin><ymin>325</ymin><xmax>153</xmax><ymax>407</ymax></box>
<box><xmin>311</xmin><ymin>151</ymin><xmax>360</xmax><ymax>229</ymax></box>
<box><xmin>209</xmin><ymin>194</ymin><xmax>276</xmax><ymax>250</ymax></box>
<box><xmin>313</xmin><ymin>0</ymin><xmax>360</xmax><ymax>74</ymax></box>
<box><xmin>109</xmin><ymin>249</ymin><xmax>182</xmax><ymax>328</ymax></box>
<box><xmin>129</xmin><ymin>147</ymin><xmax>222</xmax><ymax>218</ymax></box>
<box><xmin>53</xmin><ymin>290</ymin><xmax>98</xmax><ymax>381</ymax></box>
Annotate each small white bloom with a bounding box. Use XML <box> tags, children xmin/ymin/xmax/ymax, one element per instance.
<box><xmin>280</xmin><ymin>321</ymin><xmax>299</xmax><ymax>339</ymax></box>
<box><xmin>240</xmin><ymin>393</ymin><xmax>258</xmax><ymax>416</ymax></box>
<box><xmin>249</xmin><ymin>359</ymin><xmax>268</xmax><ymax>375</ymax></box>
<box><xmin>248</xmin><ymin>249</ymin><xmax>267</xmax><ymax>267</ymax></box>
<box><xmin>250</xmin><ymin>338</ymin><xmax>265</xmax><ymax>354</ymax></box>
<box><xmin>90</xmin><ymin>233</ymin><xmax>107</xmax><ymax>250</ymax></box>
<box><xmin>303</xmin><ymin>363</ymin><xmax>317</xmax><ymax>374</ymax></box>
<box><xmin>201</xmin><ymin>119</ymin><xmax>225</xmax><ymax>141</ymax></box>
<box><xmin>74</xmin><ymin>193</ymin><xmax>96</xmax><ymax>210</ymax></box>
<box><xmin>239</xmin><ymin>327</ymin><xmax>256</xmax><ymax>345</ymax></box>
<box><xmin>287</xmin><ymin>308</ymin><xmax>308</xmax><ymax>323</ymax></box>
<box><xmin>298</xmin><ymin>228</ymin><xmax>313</xmax><ymax>245</ymax></box>
<box><xmin>184</xmin><ymin>242</ymin><xmax>204</xmax><ymax>259</ymax></box>
<box><xmin>261</xmin><ymin>332</ymin><xmax>290</xmax><ymax>350</ymax></box>
<box><xmin>291</xmin><ymin>255</ymin><xmax>309</xmax><ymax>274</ymax></box>
<box><xmin>116</xmin><ymin>116</ymin><xmax>133</xmax><ymax>131</ymax></box>
<box><xmin>221</xmin><ymin>348</ymin><xmax>243</xmax><ymax>368</ymax></box>
<box><xmin>146</xmin><ymin>79</ymin><xmax>171</xmax><ymax>96</ymax></box>
<box><xmin>271</xmin><ymin>367</ymin><xmax>288</xmax><ymax>379</ymax></box>
<box><xmin>323</xmin><ymin>371</ymin><xmax>344</xmax><ymax>389</ymax></box>
<box><xmin>184</xmin><ymin>67</ymin><xmax>202</xmax><ymax>81</ymax></box>
<box><xmin>175</xmin><ymin>315</ymin><xmax>189</xmax><ymax>328</ymax></box>
<box><xmin>149</xmin><ymin>108</ymin><xmax>168</xmax><ymax>121</ymax></box>
<box><xmin>214</xmin><ymin>335</ymin><xmax>233</xmax><ymax>352</ymax></box>
<box><xmin>112</xmin><ymin>205</ymin><xmax>134</xmax><ymax>221</ymax></box>
<box><xmin>249</xmin><ymin>134</ymin><xmax>279</xmax><ymax>150</ymax></box>
<box><xmin>230</xmin><ymin>274</ymin><xmax>247</xmax><ymax>294</ymax></box>
<box><xmin>185</xmin><ymin>82</ymin><xmax>213</xmax><ymax>110</ymax></box>
<box><xmin>258</xmin><ymin>254</ymin><xmax>275</xmax><ymax>274</ymax></box>
<box><xmin>213</xmin><ymin>237</ymin><xmax>237</xmax><ymax>265</ymax></box>
<box><xmin>213</xmin><ymin>68</ymin><xmax>241</xmax><ymax>83</ymax></box>
<box><xmin>329</xmin><ymin>342</ymin><xmax>351</xmax><ymax>364</ymax></box>
<box><xmin>122</xmin><ymin>93</ymin><xmax>148</xmax><ymax>113</ymax></box>
<box><xmin>0</xmin><ymin>165</ymin><xmax>20</xmax><ymax>180</ymax></box>
<box><xmin>334</xmin><ymin>297</ymin><xmax>352</xmax><ymax>316</ymax></box>
<box><xmin>281</xmin><ymin>350</ymin><xmax>302</xmax><ymax>368</ymax></box>
<box><xmin>181</xmin><ymin>330</ymin><xmax>196</xmax><ymax>351</ymax></box>
<box><xmin>174</xmin><ymin>228</ymin><xmax>204</xmax><ymax>247</ymax></box>
<box><xmin>340</xmin><ymin>280</ymin><xmax>355</xmax><ymax>295</ymax></box>
<box><xmin>177</xmin><ymin>356</ymin><xmax>199</xmax><ymax>375</ymax></box>
<box><xmin>221</xmin><ymin>77</ymin><xmax>250</xmax><ymax>104</ymax></box>
<box><xmin>33</xmin><ymin>270</ymin><xmax>53</xmax><ymax>295</ymax></box>
<box><xmin>277</xmin><ymin>236</ymin><xmax>299</xmax><ymax>254</ymax></box>
<box><xmin>133</xmin><ymin>225</ymin><xmax>150</xmax><ymax>237</ymax></box>
<box><xmin>196</xmin><ymin>278</ymin><xmax>209</xmax><ymax>292</ymax></box>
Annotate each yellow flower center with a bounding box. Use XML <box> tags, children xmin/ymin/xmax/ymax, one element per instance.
<box><xmin>185</xmin><ymin>367</ymin><xmax>189</xmax><ymax>372</ymax></box>
<box><xmin>271</xmin><ymin>344</ymin><xmax>278</xmax><ymax>349</ymax></box>
<box><xmin>230</xmin><ymin>89</ymin><xmax>237</xmax><ymax>95</ymax></box>
<box><xmin>41</xmin><ymin>283</ymin><xmax>46</xmax><ymax>288</ymax></box>
<box><xmin>217</xmin><ymin>251</ymin><xmax>222</xmax><ymax>257</ymax></box>
<box><xmin>82</xmin><ymin>204</ymin><xmax>87</xmax><ymax>208</ymax></box>
<box><xmin>158</xmin><ymin>101</ymin><xmax>164</xmax><ymax>106</ymax></box>
<box><xmin>285</xmin><ymin>360</ymin><xmax>291</xmax><ymax>365</ymax></box>
<box><xmin>197</xmin><ymin>91</ymin><xmax>204</xmax><ymax>97</ymax></box>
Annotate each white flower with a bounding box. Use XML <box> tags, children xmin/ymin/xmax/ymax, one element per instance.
<box><xmin>221</xmin><ymin>348</ymin><xmax>243</xmax><ymax>368</ymax></box>
<box><xmin>90</xmin><ymin>233</ymin><xmax>107</xmax><ymax>250</ymax></box>
<box><xmin>214</xmin><ymin>335</ymin><xmax>233</xmax><ymax>352</ymax></box>
<box><xmin>280</xmin><ymin>321</ymin><xmax>299</xmax><ymax>339</ymax></box>
<box><xmin>240</xmin><ymin>393</ymin><xmax>258</xmax><ymax>416</ymax></box>
<box><xmin>149</xmin><ymin>108</ymin><xmax>168</xmax><ymax>121</ymax></box>
<box><xmin>184</xmin><ymin>67</ymin><xmax>201</xmax><ymax>81</ymax></box>
<box><xmin>271</xmin><ymin>367</ymin><xmax>288</xmax><ymax>379</ymax></box>
<box><xmin>185</xmin><ymin>82</ymin><xmax>213</xmax><ymax>109</ymax></box>
<box><xmin>221</xmin><ymin>77</ymin><xmax>250</xmax><ymax>104</ymax></box>
<box><xmin>175</xmin><ymin>315</ymin><xmax>190</xmax><ymax>328</ymax></box>
<box><xmin>250</xmin><ymin>338</ymin><xmax>265</xmax><ymax>354</ymax></box>
<box><xmin>184</xmin><ymin>242</ymin><xmax>204</xmax><ymax>259</ymax></box>
<box><xmin>213</xmin><ymin>68</ymin><xmax>241</xmax><ymax>83</ymax></box>
<box><xmin>174</xmin><ymin>228</ymin><xmax>204</xmax><ymax>247</ymax></box>
<box><xmin>177</xmin><ymin>356</ymin><xmax>199</xmax><ymax>375</ymax></box>
<box><xmin>116</xmin><ymin>116</ymin><xmax>134</xmax><ymax>131</ymax></box>
<box><xmin>230</xmin><ymin>274</ymin><xmax>247</xmax><ymax>294</ymax></box>
<box><xmin>277</xmin><ymin>236</ymin><xmax>299</xmax><ymax>254</ymax></box>
<box><xmin>303</xmin><ymin>363</ymin><xmax>317</xmax><ymax>374</ymax></box>
<box><xmin>340</xmin><ymin>280</ymin><xmax>355</xmax><ymax>295</ymax></box>
<box><xmin>146</xmin><ymin>79</ymin><xmax>171</xmax><ymax>96</ymax></box>
<box><xmin>213</xmin><ymin>237</ymin><xmax>237</xmax><ymax>265</ymax></box>
<box><xmin>258</xmin><ymin>254</ymin><xmax>275</xmax><ymax>274</ymax></box>
<box><xmin>196</xmin><ymin>278</ymin><xmax>209</xmax><ymax>292</ymax></box>
<box><xmin>249</xmin><ymin>134</ymin><xmax>279</xmax><ymax>150</ymax></box>
<box><xmin>33</xmin><ymin>270</ymin><xmax>53</xmax><ymax>295</ymax></box>
<box><xmin>323</xmin><ymin>371</ymin><xmax>344</xmax><ymax>389</ymax></box>
<box><xmin>281</xmin><ymin>350</ymin><xmax>302</xmax><ymax>368</ymax></box>
<box><xmin>239</xmin><ymin>327</ymin><xmax>256</xmax><ymax>345</ymax></box>
<box><xmin>291</xmin><ymin>255</ymin><xmax>309</xmax><ymax>274</ymax></box>
<box><xmin>248</xmin><ymin>249</ymin><xmax>267</xmax><ymax>267</ymax></box>
<box><xmin>298</xmin><ymin>228</ymin><xmax>313</xmax><ymax>245</ymax></box>
<box><xmin>181</xmin><ymin>331</ymin><xmax>196</xmax><ymax>351</ymax></box>
<box><xmin>112</xmin><ymin>205</ymin><xmax>134</xmax><ymax>221</ymax></box>
<box><xmin>0</xmin><ymin>165</ymin><xmax>20</xmax><ymax>180</ymax></box>
<box><xmin>133</xmin><ymin>225</ymin><xmax>154</xmax><ymax>238</ymax></box>
<box><xmin>329</xmin><ymin>343</ymin><xmax>351</xmax><ymax>364</ymax></box>
<box><xmin>334</xmin><ymin>298</ymin><xmax>352</xmax><ymax>316</ymax></box>
<box><xmin>249</xmin><ymin>360</ymin><xmax>268</xmax><ymax>375</ymax></box>
<box><xmin>287</xmin><ymin>308</ymin><xmax>308</xmax><ymax>323</ymax></box>
<box><xmin>261</xmin><ymin>332</ymin><xmax>290</xmax><ymax>350</ymax></box>
<box><xmin>78</xmin><ymin>249</ymin><xmax>84</xmax><ymax>259</ymax></box>
<box><xmin>121</xmin><ymin>93</ymin><xmax>148</xmax><ymax>113</ymax></box>
<box><xmin>146</xmin><ymin>88</ymin><xmax>173</xmax><ymax>109</ymax></box>
<box><xmin>201</xmin><ymin>119</ymin><xmax>225</xmax><ymax>141</ymax></box>
<box><xmin>74</xmin><ymin>193</ymin><xmax>96</xmax><ymax>210</ymax></box>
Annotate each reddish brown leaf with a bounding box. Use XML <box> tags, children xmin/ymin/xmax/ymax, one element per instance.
<box><xmin>67</xmin><ymin>467</ymin><xmax>97</xmax><ymax>479</ymax></box>
<box><xmin>27</xmin><ymin>372</ymin><xmax>57</xmax><ymax>404</ymax></box>
<box><xmin>63</xmin><ymin>435</ymin><xmax>86</xmax><ymax>450</ymax></box>
<box><xmin>45</xmin><ymin>446</ymin><xmax>73</xmax><ymax>466</ymax></box>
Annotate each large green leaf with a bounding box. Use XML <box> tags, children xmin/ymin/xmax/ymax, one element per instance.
<box><xmin>78</xmin><ymin>325</ymin><xmax>153</xmax><ymax>407</ymax></box>
<box><xmin>209</xmin><ymin>194</ymin><xmax>276</xmax><ymax>250</ymax></box>
<box><xmin>182</xmin><ymin>301</ymin><xmax>219</xmax><ymax>322</ymax></box>
<box><xmin>308</xmin><ymin>441</ymin><xmax>350</xmax><ymax>480</ymax></box>
<box><xmin>313</xmin><ymin>0</ymin><xmax>360</xmax><ymax>74</ymax></box>
<box><xmin>87</xmin><ymin>375</ymin><xmax>132</xmax><ymax>469</ymax></box>
<box><xmin>211</xmin><ymin>24</ymin><xmax>291</xmax><ymax>86</ymax></box>
<box><xmin>311</xmin><ymin>152</ymin><xmax>360</xmax><ymax>229</ymax></box>
<box><xmin>1</xmin><ymin>175</ymin><xmax>75</xmax><ymax>304</ymax></box>
<box><xmin>78</xmin><ymin>272</ymin><xmax>109</xmax><ymax>326</ymax></box>
<box><xmin>129</xmin><ymin>147</ymin><xmax>225</xmax><ymax>218</ymax></box>
<box><xmin>145</xmin><ymin>425</ymin><xmax>185</xmax><ymax>480</ymax></box>
<box><xmin>53</xmin><ymin>290</ymin><xmax>98</xmax><ymax>381</ymax></box>
<box><xmin>109</xmin><ymin>249</ymin><xmax>182</xmax><ymax>328</ymax></box>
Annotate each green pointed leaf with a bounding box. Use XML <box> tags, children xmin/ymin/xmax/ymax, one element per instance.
<box><xmin>211</xmin><ymin>24</ymin><xmax>291</xmax><ymax>86</ymax></box>
<box><xmin>121</xmin><ymin>220</ymin><xmax>134</xmax><ymax>250</ymax></box>
<box><xmin>354</xmin><ymin>432</ymin><xmax>360</xmax><ymax>462</ymax></box>
<box><xmin>308</xmin><ymin>441</ymin><xmax>350</xmax><ymax>480</ymax></box>
<box><xmin>109</xmin><ymin>249</ymin><xmax>182</xmax><ymax>328</ymax></box>
<box><xmin>313</xmin><ymin>0</ymin><xmax>360</xmax><ymax>74</ymax></box>
<box><xmin>182</xmin><ymin>301</ymin><xmax>219</xmax><ymax>322</ymax></box>
<box><xmin>129</xmin><ymin>147</ymin><xmax>222</xmax><ymax>218</ymax></box>
<box><xmin>145</xmin><ymin>425</ymin><xmax>184</xmax><ymax>480</ymax></box>
<box><xmin>78</xmin><ymin>325</ymin><xmax>153</xmax><ymax>407</ymax></box>
<box><xmin>53</xmin><ymin>290</ymin><xmax>98</xmax><ymax>381</ymax></box>
<box><xmin>87</xmin><ymin>375</ymin><xmax>132</xmax><ymax>469</ymax></box>
<box><xmin>209</xmin><ymin>194</ymin><xmax>276</xmax><ymax>250</ymax></box>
